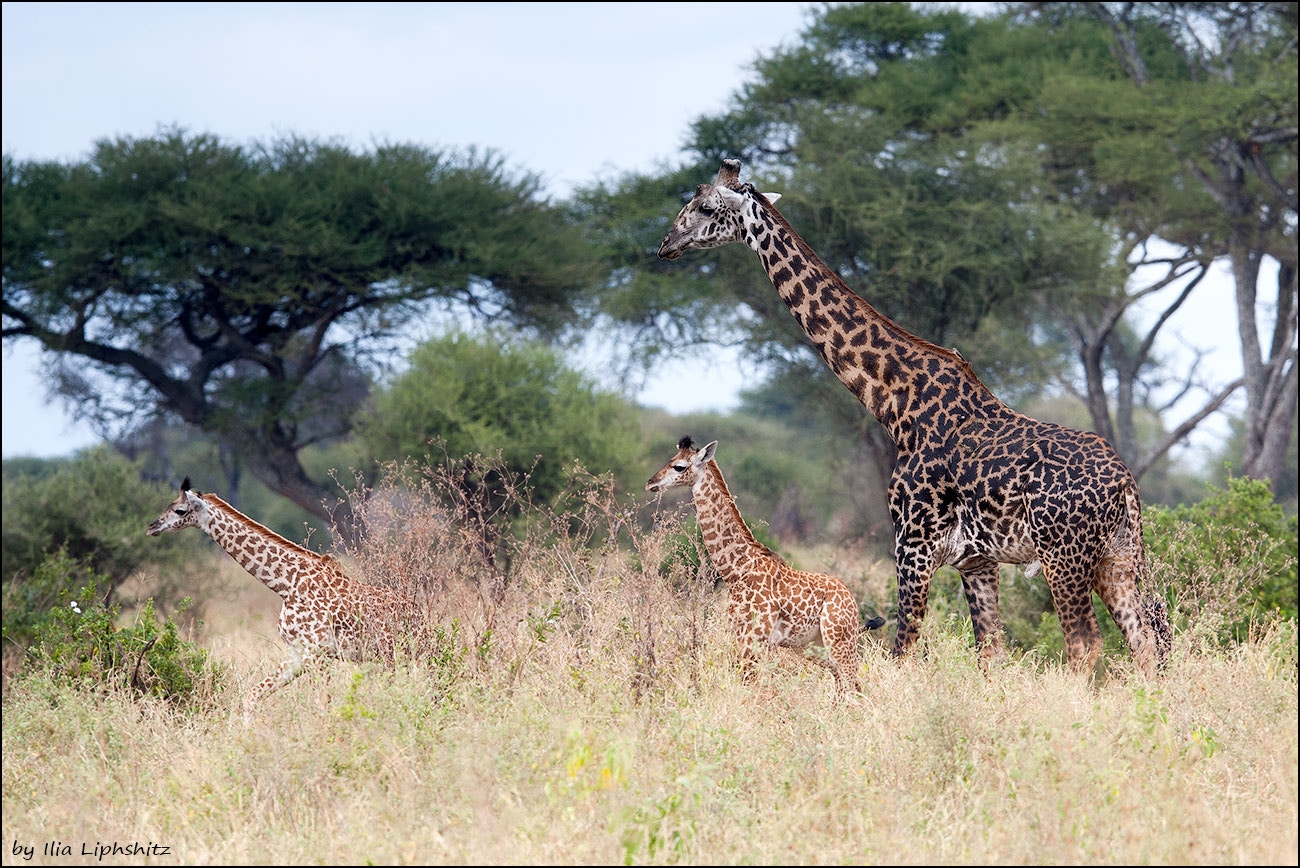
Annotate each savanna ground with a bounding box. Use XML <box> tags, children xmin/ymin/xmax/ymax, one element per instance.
<box><xmin>2</xmin><ymin>470</ymin><xmax>1297</xmax><ymax>866</ymax></box>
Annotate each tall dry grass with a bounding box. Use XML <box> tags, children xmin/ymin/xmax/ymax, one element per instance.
<box><xmin>3</xmin><ymin>460</ymin><xmax>1296</xmax><ymax>865</ymax></box>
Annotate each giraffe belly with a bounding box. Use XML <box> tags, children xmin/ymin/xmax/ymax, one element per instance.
<box><xmin>937</xmin><ymin>510</ymin><xmax>1038</xmax><ymax>567</ymax></box>
<box><xmin>777</xmin><ymin>619</ymin><xmax>822</xmax><ymax>649</ymax></box>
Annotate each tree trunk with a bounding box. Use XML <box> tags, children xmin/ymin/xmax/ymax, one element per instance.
<box><xmin>1077</xmin><ymin>319</ymin><xmax>1118</xmax><ymax>451</ymax></box>
<box><xmin>242</xmin><ymin>434</ymin><xmax>357</xmax><ymax>549</ymax></box>
<box><xmin>1234</xmin><ymin>246</ymin><xmax>1299</xmax><ymax>490</ymax></box>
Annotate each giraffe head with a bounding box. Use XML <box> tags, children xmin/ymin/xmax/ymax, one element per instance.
<box><xmin>657</xmin><ymin>160</ymin><xmax>780</xmax><ymax>260</ymax></box>
<box><xmin>645</xmin><ymin>436</ymin><xmax>719</xmax><ymax>493</ymax></box>
<box><xmin>147</xmin><ymin>477</ymin><xmax>207</xmax><ymax>536</ymax></box>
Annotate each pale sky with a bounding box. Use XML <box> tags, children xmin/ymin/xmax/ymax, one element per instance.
<box><xmin>2</xmin><ymin>1</ymin><xmax>815</xmax><ymax>456</ymax></box>
<box><xmin>1</xmin><ymin>1</ymin><xmax>1249</xmax><ymax>462</ymax></box>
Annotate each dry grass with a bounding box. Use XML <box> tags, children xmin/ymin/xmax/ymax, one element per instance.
<box><xmin>3</xmin><ymin>465</ymin><xmax>1296</xmax><ymax>866</ymax></box>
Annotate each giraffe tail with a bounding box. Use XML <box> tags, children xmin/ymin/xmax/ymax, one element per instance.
<box><xmin>863</xmin><ymin>616</ymin><xmax>886</xmax><ymax>630</ymax></box>
<box><xmin>1125</xmin><ymin>479</ymin><xmax>1172</xmax><ymax>668</ymax></box>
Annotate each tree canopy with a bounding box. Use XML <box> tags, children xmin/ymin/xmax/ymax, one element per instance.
<box><xmin>3</xmin><ymin>130</ymin><xmax>603</xmax><ymax>527</ymax></box>
<box><xmin>1064</xmin><ymin>1</ymin><xmax>1298</xmax><ymax>487</ymax></box>
<box><xmin>356</xmin><ymin>329</ymin><xmax>642</xmax><ymax>567</ymax></box>
<box><xmin>358</xmin><ymin>329</ymin><xmax>641</xmax><ymax>499</ymax></box>
<box><xmin>577</xmin><ymin>1</ymin><xmax>1296</xmax><ymax>494</ymax></box>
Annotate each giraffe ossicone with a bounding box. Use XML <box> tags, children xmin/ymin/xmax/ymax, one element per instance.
<box><xmin>660</xmin><ymin>161</ymin><xmax>1171</xmax><ymax>676</ymax></box>
<box><xmin>147</xmin><ymin>478</ymin><xmax>424</xmax><ymax>724</ymax></box>
<box><xmin>646</xmin><ymin>437</ymin><xmax>883</xmax><ymax>701</ymax></box>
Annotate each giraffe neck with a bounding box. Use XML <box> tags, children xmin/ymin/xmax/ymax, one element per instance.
<box><xmin>691</xmin><ymin>461</ymin><xmax>771</xmax><ymax>581</ymax></box>
<box><xmin>197</xmin><ymin>494</ymin><xmax>323</xmax><ymax>601</ymax></box>
<box><xmin>739</xmin><ymin>193</ymin><xmax>1004</xmax><ymax>443</ymax></box>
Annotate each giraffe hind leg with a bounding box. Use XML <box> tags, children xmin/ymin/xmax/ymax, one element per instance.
<box><xmin>242</xmin><ymin>648</ymin><xmax>315</xmax><ymax>726</ymax></box>
<box><xmin>1093</xmin><ymin>553</ymin><xmax>1160</xmax><ymax>677</ymax></box>
<box><xmin>1039</xmin><ymin>556</ymin><xmax>1103</xmax><ymax>674</ymax></box>
<box><xmin>821</xmin><ymin>605</ymin><xmax>861</xmax><ymax>700</ymax></box>
<box><xmin>775</xmin><ymin>643</ymin><xmax>860</xmax><ymax>702</ymax></box>
<box><xmin>892</xmin><ymin>547</ymin><xmax>937</xmax><ymax>658</ymax></box>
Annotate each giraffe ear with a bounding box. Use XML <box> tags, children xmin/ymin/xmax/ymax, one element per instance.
<box><xmin>694</xmin><ymin>440</ymin><xmax>718</xmax><ymax>465</ymax></box>
<box><xmin>762</xmin><ymin>192</ymin><xmax>781</xmax><ymax>204</ymax></box>
<box><xmin>716</xmin><ymin>186</ymin><xmax>746</xmax><ymax>211</ymax></box>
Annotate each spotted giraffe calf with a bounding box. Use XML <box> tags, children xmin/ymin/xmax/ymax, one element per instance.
<box><xmin>647</xmin><ymin>438</ymin><xmax>884</xmax><ymax>700</ymax></box>
<box><xmin>147</xmin><ymin>478</ymin><xmax>423</xmax><ymax>723</ymax></box>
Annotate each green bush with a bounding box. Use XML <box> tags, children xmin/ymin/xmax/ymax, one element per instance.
<box><xmin>359</xmin><ymin>329</ymin><xmax>642</xmax><ymax>495</ymax></box>
<box><xmin>354</xmin><ymin>330</ymin><xmax>643</xmax><ymax>567</ymax></box>
<box><xmin>1144</xmin><ymin>475</ymin><xmax>1298</xmax><ymax>643</ymax></box>
<box><xmin>2</xmin><ymin>447</ymin><xmax>206</xmax><ymax>607</ymax></box>
<box><xmin>2</xmin><ymin>547</ymin><xmax>100</xmax><ymax>655</ymax></box>
<box><xmin>24</xmin><ymin>566</ymin><xmax>222</xmax><ymax>706</ymax></box>
<box><xmin>1003</xmin><ymin>475</ymin><xmax>1297</xmax><ymax>659</ymax></box>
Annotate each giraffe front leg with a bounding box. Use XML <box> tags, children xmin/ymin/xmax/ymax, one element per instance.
<box><xmin>735</xmin><ymin>635</ymin><xmax>761</xmax><ymax>686</ymax></box>
<box><xmin>892</xmin><ymin>542</ymin><xmax>936</xmax><ymax>658</ymax></box>
<box><xmin>727</xmin><ymin>596</ymin><xmax>764</xmax><ymax>687</ymax></box>
<box><xmin>242</xmin><ymin>648</ymin><xmax>312</xmax><ymax>726</ymax></box>
<box><xmin>958</xmin><ymin>557</ymin><xmax>1006</xmax><ymax>669</ymax></box>
<box><xmin>888</xmin><ymin>474</ymin><xmax>938</xmax><ymax>659</ymax></box>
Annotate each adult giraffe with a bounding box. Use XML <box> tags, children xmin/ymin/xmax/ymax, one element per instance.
<box><xmin>659</xmin><ymin>160</ymin><xmax>1170</xmax><ymax>674</ymax></box>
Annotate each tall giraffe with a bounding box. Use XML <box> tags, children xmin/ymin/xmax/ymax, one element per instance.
<box><xmin>647</xmin><ymin>437</ymin><xmax>884</xmax><ymax>700</ymax></box>
<box><xmin>147</xmin><ymin>478</ymin><xmax>423</xmax><ymax>722</ymax></box>
<box><xmin>658</xmin><ymin>160</ymin><xmax>1171</xmax><ymax>674</ymax></box>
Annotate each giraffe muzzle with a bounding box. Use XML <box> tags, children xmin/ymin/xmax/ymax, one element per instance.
<box><xmin>657</xmin><ymin>235</ymin><xmax>685</xmax><ymax>260</ymax></box>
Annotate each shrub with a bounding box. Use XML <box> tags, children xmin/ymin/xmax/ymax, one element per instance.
<box><xmin>1144</xmin><ymin>475</ymin><xmax>1298</xmax><ymax>644</ymax></box>
<box><xmin>2</xmin><ymin>547</ymin><xmax>100</xmax><ymax>658</ymax></box>
<box><xmin>23</xmin><ymin>566</ymin><xmax>223</xmax><ymax>706</ymax></box>
<box><xmin>2</xmin><ymin>447</ymin><xmax>207</xmax><ymax>615</ymax></box>
<box><xmin>355</xmin><ymin>329</ymin><xmax>644</xmax><ymax>567</ymax></box>
<box><xmin>358</xmin><ymin>329</ymin><xmax>642</xmax><ymax>502</ymax></box>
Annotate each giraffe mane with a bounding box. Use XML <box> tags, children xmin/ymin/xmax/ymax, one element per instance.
<box><xmin>201</xmin><ymin>493</ymin><xmax>342</xmax><ymax>567</ymax></box>
<box><xmin>702</xmin><ymin>460</ymin><xmax>788</xmax><ymax>568</ymax></box>
<box><xmin>748</xmin><ymin>191</ymin><xmax>988</xmax><ymax>382</ymax></box>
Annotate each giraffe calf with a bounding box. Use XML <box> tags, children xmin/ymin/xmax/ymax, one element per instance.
<box><xmin>647</xmin><ymin>438</ymin><xmax>883</xmax><ymax>700</ymax></box>
<box><xmin>148</xmin><ymin>478</ymin><xmax>425</xmax><ymax>724</ymax></box>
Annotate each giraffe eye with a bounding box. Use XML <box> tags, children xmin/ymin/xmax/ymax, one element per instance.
<box><xmin>673</xmin><ymin>464</ymin><xmax>688</xmax><ymax>472</ymax></box>
<box><xmin>174</xmin><ymin>507</ymin><xmax>188</xmax><ymax>516</ymax></box>
<box><xmin>698</xmin><ymin>204</ymin><xmax>715</xmax><ymax>216</ymax></box>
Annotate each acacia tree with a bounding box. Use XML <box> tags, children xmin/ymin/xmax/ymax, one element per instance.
<box><xmin>1070</xmin><ymin>1</ymin><xmax>1298</xmax><ymax>489</ymax></box>
<box><xmin>3</xmin><ymin>130</ymin><xmax>601</xmax><ymax>533</ymax></box>
<box><xmin>582</xmin><ymin>2</ymin><xmax>1288</xmax><ymax>503</ymax></box>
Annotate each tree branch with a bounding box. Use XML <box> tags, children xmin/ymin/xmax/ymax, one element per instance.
<box><xmin>1131</xmin><ymin>377</ymin><xmax>1244</xmax><ymax>480</ymax></box>
<box><xmin>1086</xmin><ymin>1</ymin><xmax>1151</xmax><ymax>85</ymax></box>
